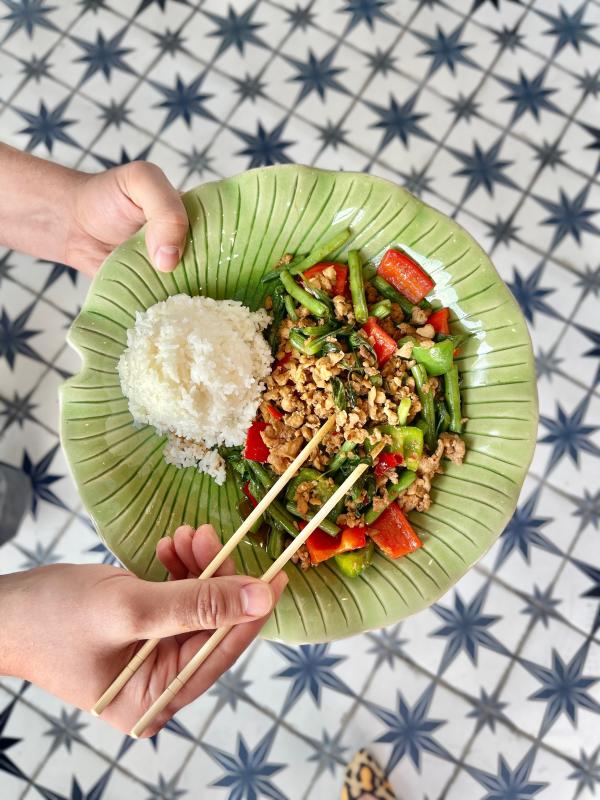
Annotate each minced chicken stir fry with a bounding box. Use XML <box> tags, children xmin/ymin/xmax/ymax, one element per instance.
<box><xmin>223</xmin><ymin>230</ymin><xmax>466</xmax><ymax>579</ymax></box>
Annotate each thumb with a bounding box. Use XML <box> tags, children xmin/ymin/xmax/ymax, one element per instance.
<box><xmin>118</xmin><ymin>161</ymin><xmax>189</xmax><ymax>272</ymax></box>
<box><xmin>125</xmin><ymin>575</ymin><xmax>276</xmax><ymax>639</ymax></box>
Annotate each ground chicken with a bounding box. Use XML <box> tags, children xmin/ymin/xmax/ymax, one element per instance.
<box><xmin>440</xmin><ymin>432</ymin><xmax>466</xmax><ymax>464</ymax></box>
<box><xmin>411</xmin><ymin>306</ymin><xmax>429</xmax><ymax>325</ymax></box>
<box><xmin>291</xmin><ymin>544</ymin><xmax>311</xmax><ymax>570</ymax></box>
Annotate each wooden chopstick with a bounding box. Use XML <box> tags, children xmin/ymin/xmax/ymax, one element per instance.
<box><xmin>130</xmin><ymin>442</ymin><xmax>384</xmax><ymax>738</ymax></box>
<box><xmin>92</xmin><ymin>416</ymin><xmax>336</xmax><ymax>717</ymax></box>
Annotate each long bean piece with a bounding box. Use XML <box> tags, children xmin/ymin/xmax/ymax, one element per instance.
<box><xmin>261</xmin><ymin>252</ymin><xmax>306</xmax><ymax>284</ymax></box>
<box><xmin>285</xmin><ymin>503</ymin><xmax>340</xmax><ymax>537</ymax></box>
<box><xmin>444</xmin><ymin>365</ymin><xmax>463</xmax><ymax>434</ymax></box>
<box><xmin>348</xmin><ymin>249</ymin><xmax>368</xmax><ymax>324</ymax></box>
<box><xmin>289</xmin><ymin>229</ymin><xmax>351</xmax><ymax>276</ymax></box>
<box><xmin>279</xmin><ymin>269</ymin><xmax>329</xmax><ymax>319</ymax></box>
<box><xmin>371</xmin><ymin>275</ymin><xmax>414</xmax><ymax>315</ymax></box>
<box><xmin>411</xmin><ymin>363</ymin><xmax>436</xmax><ymax>451</ymax></box>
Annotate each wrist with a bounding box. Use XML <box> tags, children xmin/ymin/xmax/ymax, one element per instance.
<box><xmin>0</xmin><ymin>144</ymin><xmax>88</xmax><ymax>269</ymax></box>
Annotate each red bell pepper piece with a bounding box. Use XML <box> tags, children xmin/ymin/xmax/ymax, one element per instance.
<box><xmin>243</xmin><ymin>420</ymin><xmax>270</xmax><ymax>463</ymax></box>
<box><xmin>368</xmin><ymin>502</ymin><xmax>422</xmax><ymax>558</ymax></box>
<box><xmin>303</xmin><ymin>261</ymin><xmax>348</xmax><ymax>296</ymax></box>
<box><xmin>242</xmin><ymin>481</ymin><xmax>258</xmax><ymax>507</ymax></box>
<box><xmin>377</xmin><ymin>248</ymin><xmax>435</xmax><ymax>304</ymax></box>
<box><xmin>374</xmin><ymin>452</ymin><xmax>404</xmax><ymax>478</ymax></box>
<box><xmin>265</xmin><ymin>403</ymin><xmax>283</xmax><ymax>421</ymax></box>
<box><xmin>305</xmin><ymin>525</ymin><xmax>367</xmax><ymax>565</ymax></box>
<box><xmin>428</xmin><ymin>307</ymin><xmax>450</xmax><ymax>335</ymax></box>
<box><xmin>274</xmin><ymin>351</ymin><xmax>292</xmax><ymax>369</ymax></box>
<box><xmin>362</xmin><ymin>317</ymin><xmax>397</xmax><ymax>365</ymax></box>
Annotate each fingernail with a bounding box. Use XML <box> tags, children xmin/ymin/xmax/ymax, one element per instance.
<box><xmin>242</xmin><ymin>584</ymin><xmax>272</xmax><ymax>616</ymax></box>
<box><xmin>155</xmin><ymin>245</ymin><xmax>180</xmax><ymax>271</ymax></box>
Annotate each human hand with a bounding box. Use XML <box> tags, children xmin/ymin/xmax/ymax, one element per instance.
<box><xmin>69</xmin><ymin>160</ymin><xmax>189</xmax><ymax>276</ymax></box>
<box><xmin>0</xmin><ymin>525</ymin><xmax>287</xmax><ymax>736</ymax></box>
<box><xmin>0</xmin><ymin>145</ymin><xmax>189</xmax><ymax>277</ymax></box>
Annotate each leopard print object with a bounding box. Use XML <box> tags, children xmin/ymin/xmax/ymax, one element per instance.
<box><xmin>340</xmin><ymin>749</ymin><xmax>397</xmax><ymax>800</ymax></box>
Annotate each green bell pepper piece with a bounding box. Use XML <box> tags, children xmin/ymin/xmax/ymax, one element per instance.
<box><xmin>397</xmin><ymin>396</ymin><xmax>411</xmax><ymax>426</ymax></box>
<box><xmin>335</xmin><ymin>540</ymin><xmax>374</xmax><ymax>578</ymax></box>
<box><xmin>377</xmin><ymin>424</ymin><xmax>403</xmax><ymax>453</ymax></box>
<box><xmin>412</xmin><ymin>338</ymin><xmax>454</xmax><ymax>377</ymax></box>
<box><xmin>398</xmin><ymin>426</ymin><xmax>423</xmax><ymax>471</ymax></box>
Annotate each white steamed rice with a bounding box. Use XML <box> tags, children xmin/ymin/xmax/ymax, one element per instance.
<box><xmin>118</xmin><ymin>294</ymin><xmax>272</xmax><ymax>484</ymax></box>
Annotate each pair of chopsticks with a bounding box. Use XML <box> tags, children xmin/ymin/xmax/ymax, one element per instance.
<box><xmin>93</xmin><ymin>417</ymin><xmax>380</xmax><ymax>738</ymax></box>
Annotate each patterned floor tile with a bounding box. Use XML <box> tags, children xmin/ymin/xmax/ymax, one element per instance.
<box><xmin>1</xmin><ymin>1</ymin><xmax>600</xmax><ymax>798</ymax></box>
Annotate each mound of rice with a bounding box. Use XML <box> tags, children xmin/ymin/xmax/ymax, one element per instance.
<box><xmin>118</xmin><ymin>294</ymin><xmax>272</xmax><ymax>484</ymax></box>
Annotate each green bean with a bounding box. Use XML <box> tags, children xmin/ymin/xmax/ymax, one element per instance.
<box><xmin>326</xmin><ymin>441</ymin><xmax>357</xmax><ymax>474</ymax></box>
<box><xmin>411</xmin><ymin>363</ymin><xmax>436</xmax><ymax>451</ymax></box>
<box><xmin>268</xmin><ymin>284</ymin><xmax>287</xmax><ymax>355</ymax></box>
<box><xmin>370</xmin><ymin>299</ymin><xmax>392</xmax><ymax>320</ymax></box>
<box><xmin>362</xmin><ymin>263</ymin><xmax>378</xmax><ymax>282</ymax></box>
<box><xmin>363</xmin><ymin>470</ymin><xmax>417</xmax><ymax>525</ymax></box>
<box><xmin>247</xmin><ymin>476</ymin><xmax>299</xmax><ymax>539</ymax></box>
<box><xmin>246</xmin><ymin>460</ymin><xmax>276</xmax><ymax>490</ymax></box>
<box><xmin>284</xmin><ymin>294</ymin><xmax>298</xmax><ymax>321</ymax></box>
<box><xmin>290</xmin><ymin>329</ymin><xmax>337</xmax><ymax>357</ymax></box>
<box><xmin>371</xmin><ymin>275</ymin><xmax>413</xmax><ymax>315</ymax></box>
<box><xmin>285</xmin><ymin>502</ymin><xmax>340</xmax><ymax>537</ymax></box>
<box><xmin>348</xmin><ymin>249</ymin><xmax>368</xmax><ymax>324</ymax></box>
<box><xmin>261</xmin><ymin>252</ymin><xmax>306</xmax><ymax>284</ymax></box>
<box><xmin>280</xmin><ymin>269</ymin><xmax>329</xmax><ymax>319</ymax></box>
<box><xmin>331</xmin><ymin>376</ymin><xmax>347</xmax><ymax>411</ymax></box>
<box><xmin>369</xmin><ymin>374</ymin><xmax>383</xmax><ymax>387</ymax></box>
<box><xmin>436</xmin><ymin>399</ymin><xmax>451</xmax><ymax>436</ymax></box>
<box><xmin>288</xmin><ymin>229</ymin><xmax>351</xmax><ymax>276</ymax></box>
<box><xmin>267</xmin><ymin>528</ymin><xmax>285</xmax><ymax>558</ymax></box>
<box><xmin>444</xmin><ymin>365</ymin><xmax>463</xmax><ymax>434</ymax></box>
<box><xmin>302</xmin><ymin>321</ymin><xmax>339</xmax><ymax>336</ymax></box>
<box><xmin>289</xmin><ymin>329</ymin><xmax>311</xmax><ymax>354</ymax></box>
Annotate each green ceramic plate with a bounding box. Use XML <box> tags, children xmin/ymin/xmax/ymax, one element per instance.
<box><xmin>60</xmin><ymin>165</ymin><xmax>538</xmax><ymax>644</ymax></box>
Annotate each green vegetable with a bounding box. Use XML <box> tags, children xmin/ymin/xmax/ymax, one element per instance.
<box><xmin>268</xmin><ymin>284</ymin><xmax>287</xmax><ymax>355</ymax></box>
<box><xmin>246</xmin><ymin>462</ymin><xmax>300</xmax><ymax>538</ymax></box>
<box><xmin>331</xmin><ymin>376</ymin><xmax>347</xmax><ymax>411</ymax></box>
<box><xmin>279</xmin><ymin>269</ymin><xmax>329</xmax><ymax>319</ymax></box>
<box><xmin>398</xmin><ymin>426</ymin><xmax>424</xmax><ymax>471</ymax></box>
<box><xmin>284</xmin><ymin>294</ymin><xmax>298</xmax><ymax>321</ymax></box>
<box><xmin>267</xmin><ymin>528</ymin><xmax>284</xmax><ymax>558</ymax></box>
<box><xmin>288</xmin><ymin>228</ymin><xmax>351</xmax><ymax>276</ymax></box>
<box><xmin>377</xmin><ymin>423</ymin><xmax>403</xmax><ymax>453</ymax></box>
<box><xmin>349</xmin><ymin>330</ymin><xmax>377</xmax><ymax>364</ymax></box>
<box><xmin>370</xmin><ymin>299</ymin><xmax>392</xmax><ymax>320</ymax></box>
<box><xmin>371</xmin><ymin>275</ymin><xmax>413</xmax><ymax>315</ymax></box>
<box><xmin>285</xmin><ymin>467</ymin><xmax>323</xmax><ymax>504</ymax></box>
<box><xmin>346</xmin><ymin>375</ymin><xmax>357</xmax><ymax>408</ymax></box>
<box><xmin>289</xmin><ymin>329</ymin><xmax>312</xmax><ymax>354</ymax></box>
<box><xmin>411</xmin><ymin>363</ymin><xmax>436</xmax><ymax>452</ymax></box>
<box><xmin>444</xmin><ymin>365</ymin><xmax>463</xmax><ymax>434</ymax></box>
<box><xmin>397</xmin><ymin>396</ymin><xmax>411</xmax><ymax>426</ymax></box>
<box><xmin>261</xmin><ymin>252</ymin><xmax>306</xmax><ymax>284</ymax></box>
<box><xmin>326</xmin><ymin>440</ymin><xmax>357</xmax><ymax>474</ymax></box>
<box><xmin>436</xmin><ymin>400</ymin><xmax>451</xmax><ymax>436</ymax></box>
<box><xmin>302</xmin><ymin>321</ymin><xmax>339</xmax><ymax>336</ymax></box>
<box><xmin>285</xmin><ymin>502</ymin><xmax>340</xmax><ymax>537</ymax></box>
<box><xmin>363</xmin><ymin>470</ymin><xmax>417</xmax><ymax>524</ymax></box>
<box><xmin>412</xmin><ymin>339</ymin><xmax>454</xmax><ymax>377</ymax></box>
<box><xmin>369</xmin><ymin>374</ymin><xmax>383</xmax><ymax>387</ymax></box>
<box><xmin>305</xmin><ymin>285</ymin><xmax>334</xmax><ymax>314</ymax></box>
<box><xmin>362</xmin><ymin>263</ymin><xmax>378</xmax><ymax>282</ymax></box>
<box><xmin>348</xmin><ymin>249</ymin><xmax>368</xmax><ymax>324</ymax></box>
<box><xmin>335</xmin><ymin>540</ymin><xmax>374</xmax><ymax>578</ymax></box>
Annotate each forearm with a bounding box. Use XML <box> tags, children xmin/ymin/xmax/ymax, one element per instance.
<box><xmin>0</xmin><ymin>571</ymin><xmax>33</xmax><ymax>679</ymax></box>
<box><xmin>0</xmin><ymin>143</ymin><xmax>86</xmax><ymax>264</ymax></box>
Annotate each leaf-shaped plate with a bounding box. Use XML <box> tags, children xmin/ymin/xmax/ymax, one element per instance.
<box><xmin>60</xmin><ymin>165</ymin><xmax>538</xmax><ymax>643</ymax></box>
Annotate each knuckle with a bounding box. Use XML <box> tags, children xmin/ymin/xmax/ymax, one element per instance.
<box><xmin>195</xmin><ymin>582</ymin><xmax>230</xmax><ymax>629</ymax></box>
<box><xmin>127</xmin><ymin>159</ymin><xmax>162</xmax><ymax>182</ymax></box>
